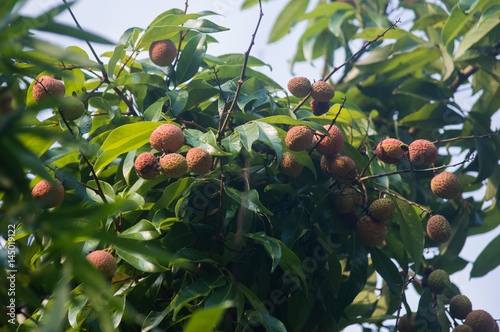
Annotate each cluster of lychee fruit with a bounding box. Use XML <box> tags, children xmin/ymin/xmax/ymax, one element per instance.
<box><xmin>287</xmin><ymin>77</ymin><xmax>335</xmax><ymax>116</ymax></box>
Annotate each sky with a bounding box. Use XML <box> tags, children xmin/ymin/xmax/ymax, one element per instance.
<box><xmin>18</xmin><ymin>0</ymin><xmax>500</xmax><ymax>331</ymax></box>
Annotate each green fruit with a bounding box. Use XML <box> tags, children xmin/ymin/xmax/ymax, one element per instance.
<box><xmin>356</xmin><ymin>216</ymin><xmax>387</xmax><ymax>247</ymax></box>
<box><xmin>285</xmin><ymin>126</ymin><xmax>313</xmax><ymax>151</ymax></box>
<box><xmin>331</xmin><ymin>191</ymin><xmax>354</xmax><ymax>214</ymax></box>
<box><xmin>287</xmin><ymin>77</ymin><xmax>312</xmax><ymax>98</ymax></box>
<box><xmin>58</xmin><ymin>96</ymin><xmax>85</xmax><ymax>120</ymax></box>
<box><xmin>134</xmin><ymin>152</ymin><xmax>160</xmax><ymax>180</ymax></box>
<box><xmin>452</xmin><ymin>326</ymin><xmax>473</xmax><ymax>332</ymax></box>
<box><xmin>450</xmin><ymin>295</ymin><xmax>473</xmax><ymax>320</ymax></box>
<box><xmin>86</xmin><ymin>250</ymin><xmax>117</xmax><ymax>280</ymax></box>
<box><xmin>310</xmin><ymin>98</ymin><xmax>330</xmax><ymax>116</ymax></box>
<box><xmin>186</xmin><ymin>147</ymin><xmax>212</xmax><ymax>175</ymax></box>
<box><xmin>426</xmin><ymin>215</ymin><xmax>452</xmax><ymax>243</ymax></box>
<box><xmin>160</xmin><ymin>153</ymin><xmax>188</xmax><ymax>178</ymax></box>
<box><xmin>427</xmin><ymin>269</ymin><xmax>450</xmax><ymax>294</ymax></box>
<box><xmin>150</xmin><ymin>123</ymin><xmax>185</xmax><ymax>153</ymax></box>
<box><xmin>465</xmin><ymin>310</ymin><xmax>496</xmax><ymax>332</ymax></box>
<box><xmin>280</xmin><ymin>152</ymin><xmax>303</xmax><ymax>177</ymax></box>
<box><xmin>343</xmin><ymin>187</ymin><xmax>364</xmax><ymax>207</ymax></box>
<box><xmin>32</xmin><ymin>76</ymin><xmax>65</xmax><ymax>103</ymax></box>
<box><xmin>376</xmin><ymin>138</ymin><xmax>407</xmax><ymax>164</ymax></box>
<box><xmin>313</xmin><ymin>125</ymin><xmax>344</xmax><ymax>156</ymax></box>
<box><xmin>31</xmin><ymin>179</ymin><xmax>64</xmax><ymax>208</ymax></box>
<box><xmin>327</xmin><ymin>154</ymin><xmax>358</xmax><ymax>183</ymax></box>
<box><xmin>369</xmin><ymin>198</ymin><xmax>395</xmax><ymax>221</ymax></box>
<box><xmin>149</xmin><ymin>39</ymin><xmax>177</xmax><ymax>66</ymax></box>
<box><xmin>398</xmin><ymin>313</ymin><xmax>416</xmax><ymax>332</ymax></box>
<box><xmin>408</xmin><ymin>139</ymin><xmax>438</xmax><ymax>165</ymax></box>
<box><xmin>311</xmin><ymin>81</ymin><xmax>335</xmax><ymax>102</ymax></box>
<box><xmin>431</xmin><ymin>171</ymin><xmax>461</xmax><ymax>199</ymax></box>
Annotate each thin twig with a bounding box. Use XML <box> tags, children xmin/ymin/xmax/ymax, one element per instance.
<box><xmin>433</xmin><ymin>131</ymin><xmax>500</xmax><ymax>145</ymax></box>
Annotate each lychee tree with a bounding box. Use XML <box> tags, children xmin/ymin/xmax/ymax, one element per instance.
<box><xmin>0</xmin><ymin>0</ymin><xmax>500</xmax><ymax>331</ymax></box>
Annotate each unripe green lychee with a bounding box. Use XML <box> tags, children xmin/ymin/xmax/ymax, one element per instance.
<box><xmin>186</xmin><ymin>147</ymin><xmax>212</xmax><ymax>175</ymax></box>
<box><xmin>464</xmin><ymin>310</ymin><xmax>496</xmax><ymax>332</ymax></box>
<box><xmin>327</xmin><ymin>154</ymin><xmax>358</xmax><ymax>183</ymax></box>
<box><xmin>58</xmin><ymin>96</ymin><xmax>85</xmax><ymax>120</ymax></box>
<box><xmin>431</xmin><ymin>171</ymin><xmax>461</xmax><ymax>199</ymax></box>
<box><xmin>311</xmin><ymin>81</ymin><xmax>335</xmax><ymax>102</ymax></box>
<box><xmin>134</xmin><ymin>152</ymin><xmax>160</xmax><ymax>180</ymax></box>
<box><xmin>452</xmin><ymin>326</ymin><xmax>473</xmax><ymax>332</ymax></box>
<box><xmin>86</xmin><ymin>250</ymin><xmax>117</xmax><ymax>280</ymax></box>
<box><xmin>408</xmin><ymin>139</ymin><xmax>438</xmax><ymax>165</ymax></box>
<box><xmin>33</xmin><ymin>76</ymin><xmax>65</xmax><ymax>103</ymax></box>
<box><xmin>450</xmin><ymin>295</ymin><xmax>473</xmax><ymax>320</ymax></box>
<box><xmin>31</xmin><ymin>179</ymin><xmax>64</xmax><ymax>208</ymax></box>
<box><xmin>331</xmin><ymin>191</ymin><xmax>354</xmax><ymax>214</ymax></box>
<box><xmin>150</xmin><ymin>123</ymin><xmax>184</xmax><ymax>153</ymax></box>
<box><xmin>149</xmin><ymin>39</ymin><xmax>177</xmax><ymax>67</ymax></box>
<box><xmin>313</xmin><ymin>125</ymin><xmax>344</xmax><ymax>156</ymax></box>
<box><xmin>427</xmin><ymin>269</ymin><xmax>450</xmax><ymax>294</ymax></box>
<box><xmin>398</xmin><ymin>313</ymin><xmax>416</xmax><ymax>332</ymax></box>
<box><xmin>280</xmin><ymin>152</ymin><xmax>303</xmax><ymax>177</ymax></box>
<box><xmin>376</xmin><ymin>138</ymin><xmax>407</xmax><ymax>164</ymax></box>
<box><xmin>285</xmin><ymin>126</ymin><xmax>313</xmax><ymax>151</ymax></box>
<box><xmin>356</xmin><ymin>216</ymin><xmax>387</xmax><ymax>247</ymax></box>
<box><xmin>160</xmin><ymin>153</ymin><xmax>188</xmax><ymax>178</ymax></box>
<box><xmin>426</xmin><ymin>215</ymin><xmax>452</xmax><ymax>243</ymax></box>
<box><xmin>343</xmin><ymin>187</ymin><xmax>364</xmax><ymax>207</ymax></box>
<box><xmin>369</xmin><ymin>198</ymin><xmax>395</xmax><ymax>222</ymax></box>
<box><xmin>287</xmin><ymin>77</ymin><xmax>312</xmax><ymax>98</ymax></box>
<box><xmin>310</xmin><ymin>98</ymin><xmax>330</xmax><ymax>116</ymax></box>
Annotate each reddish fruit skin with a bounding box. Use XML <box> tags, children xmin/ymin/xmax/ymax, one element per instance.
<box><xmin>331</xmin><ymin>191</ymin><xmax>354</xmax><ymax>214</ymax></box>
<box><xmin>450</xmin><ymin>295</ymin><xmax>473</xmax><ymax>320</ymax></box>
<box><xmin>431</xmin><ymin>171</ymin><xmax>461</xmax><ymax>199</ymax></box>
<box><xmin>280</xmin><ymin>152</ymin><xmax>303</xmax><ymax>177</ymax></box>
<box><xmin>356</xmin><ymin>216</ymin><xmax>387</xmax><ymax>247</ymax></box>
<box><xmin>327</xmin><ymin>154</ymin><xmax>358</xmax><ymax>183</ymax></box>
<box><xmin>149</xmin><ymin>39</ymin><xmax>177</xmax><ymax>66</ymax></box>
<box><xmin>311</xmin><ymin>81</ymin><xmax>335</xmax><ymax>102</ymax></box>
<box><xmin>398</xmin><ymin>313</ymin><xmax>416</xmax><ymax>332</ymax></box>
<box><xmin>160</xmin><ymin>153</ymin><xmax>188</xmax><ymax>178</ymax></box>
<box><xmin>33</xmin><ymin>76</ymin><xmax>65</xmax><ymax>103</ymax></box>
<box><xmin>150</xmin><ymin>124</ymin><xmax>184</xmax><ymax>153</ymax></box>
<box><xmin>313</xmin><ymin>125</ymin><xmax>344</xmax><ymax>156</ymax></box>
<box><xmin>452</xmin><ymin>326</ymin><xmax>473</xmax><ymax>332</ymax></box>
<box><xmin>287</xmin><ymin>77</ymin><xmax>312</xmax><ymax>98</ymax></box>
<box><xmin>464</xmin><ymin>310</ymin><xmax>496</xmax><ymax>332</ymax></box>
<box><xmin>310</xmin><ymin>98</ymin><xmax>330</xmax><ymax>116</ymax></box>
<box><xmin>426</xmin><ymin>215</ymin><xmax>452</xmax><ymax>243</ymax></box>
<box><xmin>369</xmin><ymin>198</ymin><xmax>395</xmax><ymax>222</ymax></box>
<box><xmin>86</xmin><ymin>250</ymin><xmax>117</xmax><ymax>279</ymax></box>
<box><xmin>31</xmin><ymin>179</ymin><xmax>64</xmax><ymax>208</ymax></box>
<box><xmin>376</xmin><ymin>138</ymin><xmax>406</xmax><ymax>164</ymax></box>
<box><xmin>408</xmin><ymin>139</ymin><xmax>438</xmax><ymax>165</ymax></box>
<box><xmin>186</xmin><ymin>147</ymin><xmax>212</xmax><ymax>175</ymax></box>
<box><xmin>285</xmin><ymin>126</ymin><xmax>313</xmax><ymax>151</ymax></box>
<box><xmin>134</xmin><ymin>152</ymin><xmax>159</xmax><ymax>180</ymax></box>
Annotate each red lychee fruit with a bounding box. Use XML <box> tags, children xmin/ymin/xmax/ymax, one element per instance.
<box><xmin>31</xmin><ymin>179</ymin><xmax>64</xmax><ymax>208</ymax></box>
<box><xmin>356</xmin><ymin>216</ymin><xmax>387</xmax><ymax>247</ymax></box>
<box><xmin>376</xmin><ymin>138</ymin><xmax>407</xmax><ymax>164</ymax></box>
<box><xmin>408</xmin><ymin>139</ymin><xmax>438</xmax><ymax>165</ymax></box>
<box><xmin>149</xmin><ymin>39</ymin><xmax>177</xmax><ymax>67</ymax></box>
<box><xmin>134</xmin><ymin>152</ymin><xmax>160</xmax><ymax>180</ymax></box>
<box><xmin>287</xmin><ymin>77</ymin><xmax>312</xmax><ymax>98</ymax></box>
<box><xmin>398</xmin><ymin>313</ymin><xmax>416</xmax><ymax>332</ymax></box>
<box><xmin>86</xmin><ymin>250</ymin><xmax>117</xmax><ymax>280</ymax></box>
<box><xmin>431</xmin><ymin>171</ymin><xmax>461</xmax><ymax>199</ymax></box>
<box><xmin>150</xmin><ymin>123</ymin><xmax>184</xmax><ymax>153</ymax></box>
<box><xmin>32</xmin><ymin>76</ymin><xmax>65</xmax><ymax>103</ymax></box>
<box><xmin>285</xmin><ymin>125</ymin><xmax>314</xmax><ymax>151</ymax></box>
<box><xmin>310</xmin><ymin>98</ymin><xmax>331</xmax><ymax>116</ymax></box>
<box><xmin>186</xmin><ymin>147</ymin><xmax>212</xmax><ymax>175</ymax></box>
<box><xmin>160</xmin><ymin>153</ymin><xmax>188</xmax><ymax>178</ymax></box>
<box><xmin>464</xmin><ymin>310</ymin><xmax>496</xmax><ymax>332</ymax></box>
<box><xmin>426</xmin><ymin>214</ymin><xmax>452</xmax><ymax>243</ymax></box>
<box><xmin>369</xmin><ymin>198</ymin><xmax>395</xmax><ymax>222</ymax></box>
<box><xmin>326</xmin><ymin>154</ymin><xmax>358</xmax><ymax>183</ymax></box>
<box><xmin>280</xmin><ymin>152</ymin><xmax>303</xmax><ymax>177</ymax></box>
<box><xmin>313</xmin><ymin>124</ymin><xmax>344</xmax><ymax>156</ymax></box>
<box><xmin>311</xmin><ymin>81</ymin><xmax>335</xmax><ymax>102</ymax></box>
<box><xmin>449</xmin><ymin>294</ymin><xmax>472</xmax><ymax>320</ymax></box>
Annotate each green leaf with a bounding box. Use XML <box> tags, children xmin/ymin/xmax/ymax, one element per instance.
<box><xmin>68</xmin><ymin>294</ymin><xmax>87</xmax><ymax>330</ymax></box>
<box><xmin>247</xmin><ymin>232</ymin><xmax>282</xmax><ymax>272</ymax></box>
<box><xmin>225</xmin><ymin>187</ymin><xmax>273</xmax><ymax>215</ymax></box>
<box><xmin>119</xmin><ymin>219</ymin><xmax>160</xmax><ymax>240</ymax></box>
<box><xmin>115</xmin><ymin>244</ymin><xmax>167</xmax><ymax>273</ymax></box>
<box><xmin>153</xmin><ymin>177</ymin><xmax>195</xmax><ymax>211</ymax></box>
<box><xmin>277</xmin><ymin>240</ymin><xmax>307</xmax><ymax>291</ymax></box>
<box><xmin>394</xmin><ymin>78</ymin><xmax>447</xmax><ymax>101</ymax></box>
<box><xmin>254</xmin><ymin>122</ymin><xmax>283</xmax><ymax>161</ymax></box>
<box><xmin>184</xmin><ymin>301</ymin><xmax>233</xmax><ymax>332</ymax></box>
<box><xmin>394</xmin><ymin>200</ymin><xmax>424</xmax><ymax>273</ymax></box>
<box><xmin>369</xmin><ymin>248</ymin><xmax>402</xmax><ymax>296</ymax></box>
<box><xmin>108</xmin><ymin>44</ymin><xmax>126</xmax><ymax>80</ymax></box>
<box><xmin>268</xmin><ymin>0</ymin><xmax>309</xmax><ymax>43</ymax></box>
<box><xmin>184</xmin><ymin>129</ymin><xmax>232</xmax><ymax>156</ymax></box>
<box><xmin>143</xmin><ymin>97</ymin><xmax>169</xmax><ymax>121</ymax></box>
<box><xmin>301</xmin><ymin>2</ymin><xmax>355</xmax><ymax>20</ymax></box>
<box><xmin>399</xmin><ymin>102</ymin><xmax>464</xmax><ymax>128</ymax></box>
<box><xmin>35</xmin><ymin>22</ymin><xmax>113</xmax><ymax>45</ymax></box>
<box><xmin>176</xmin><ymin>33</ymin><xmax>207</xmax><ymax>84</ymax></box>
<box><xmin>471</xmin><ymin>232</ymin><xmax>500</xmax><ymax>278</ymax></box>
<box><xmin>416</xmin><ymin>288</ymin><xmax>442</xmax><ymax>331</ymax></box>
<box><xmin>454</xmin><ymin>16</ymin><xmax>500</xmax><ymax>59</ymax></box>
<box><xmin>167</xmin><ymin>89</ymin><xmax>189</xmax><ymax>116</ymax></box>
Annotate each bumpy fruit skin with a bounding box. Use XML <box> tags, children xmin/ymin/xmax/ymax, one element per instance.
<box><xmin>450</xmin><ymin>295</ymin><xmax>473</xmax><ymax>320</ymax></box>
<box><xmin>160</xmin><ymin>153</ymin><xmax>188</xmax><ymax>178</ymax></box>
<box><xmin>408</xmin><ymin>139</ymin><xmax>438</xmax><ymax>165</ymax></box>
<box><xmin>431</xmin><ymin>171</ymin><xmax>461</xmax><ymax>199</ymax></box>
<box><xmin>287</xmin><ymin>77</ymin><xmax>312</xmax><ymax>98</ymax></box>
<box><xmin>331</xmin><ymin>191</ymin><xmax>354</xmax><ymax>214</ymax></box>
<box><xmin>344</xmin><ymin>187</ymin><xmax>364</xmax><ymax>207</ymax></box>
<box><xmin>313</xmin><ymin>125</ymin><xmax>344</xmax><ymax>156</ymax></box>
<box><xmin>149</xmin><ymin>39</ymin><xmax>177</xmax><ymax>66</ymax></box>
<box><xmin>280</xmin><ymin>152</ymin><xmax>303</xmax><ymax>177</ymax></box>
<box><xmin>135</xmin><ymin>152</ymin><xmax>160</xmax><ymax>180</ymax></box>
<box><xmin>285</xmin><ymin>126</ymin><xmax>313</xmax><ymax>151</ymax></box>
<box><xmin>33</xmin><ymin>76</ymin><xmax>65</xmax><ymax>103</ymax></box>
<box><xmin>311</xmin><ymin>81</ymin><xmax>335</xmax><ymax>102</ymax></box>
<box><xmin>452</xmin><ymin>326</ymin><xmax>473</xmax><ymax>332</ymax></box>
<box><xmin>86</xmin><ymin>250</ymin><xmax>117</xmax><ymax>280</ymax></box>
<box><xmin>398</xmin><ymin>313</ymin><xmax>416</xmax><ymax>332</ymax></box>
<box><xmin>186</xmin><ymin>147</ymin><xmax>212</xmax><ymax>175</ymax></box>
<box><xmin>427</xmin><ymin>269</ymin><xmax>450</xmax><ymax>294</ymax></box>
<box><xmin>376</xmin><ymin>138</ymin><xmax>407</xmax><ymax>164</ymax></box>
<box><xmin>31</xmin><ymin>179</ymin><xmax>64</xmax><ymax>208</ymax></box>
<box><xmin>464</xmin><ymin>310</ymin><xmax>496</xmax><ymax>332</ymax></box>
<box><xmin>426</xmin><ymin>215</ymin><xmax>452</xmax><ymax>243</ymax></box>
<box><xmin>310</xmin><ymin>98</ymin><xmax>330</xmax><ymax>116</ymax></box>
<box><xmin>327</xmin><ymin>154</ymin><xmax>358</xmax><ymax>183</ymax></box>
<box><xmin>320</xmin><ymin>155</ymin><xmax>331</xmax><ymax>176</ymax></box>
<box><xmin>369</xmin><ymin>198</ymin><xmax>395</xmax><ymax>222</ymax></box>
<box><xmin>494</xmin><ymin>323</ymin><xmax>499</xmax><ymax>332</ymax></box>
<box><xmin>150</xmin><ymin>124</ymin><xmax>184</xmax><ymax>153</ymax></box>
<box><xmin>356</xmin><ymin>216</ymin><xmax>387</xmax><ymax>247</ymax></box>
<box><xmin>58</xmin><ymin>96</ymin><xmax>85</xmax><ymax>120</ymax></box>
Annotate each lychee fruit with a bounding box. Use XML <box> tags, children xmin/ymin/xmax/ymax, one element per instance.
<box><xmin>408</xmin><ymin>139</ymin><xmax>438</xmax><ymax>165</ymax></box>
<box><xmin>464</xmin><ymin>310</ymin><xmax>496</xmax><ymax>332</ymax></box>
<box><xmin>331</xmin><ymin>190</ymin><xmax>354</xmax><ymax>214</ymax></box>
<box><xmin>427</xmin><ymin>269</ymin><xmax>450</xmax><ymax>294</ymax></box>
<box><xmin>452</xmin><ymin>326</ymin><xmax>473</xmax><ymax>332</ymax></box>
<box><xmin>311</xmin><ymin>81</ymin><xmax>335</xmax><ymax>102</ymax></box>
<box><xmin>31</xmin><ymin>179</ymin><xmax>64</xmax><ymax>208</ymax></box>
<box><xmin>449</xmin><ymin>294</ymin><xmax>472</xmax><ymax>320</ymax></box>
<box><xmin>86</xmin><ymin>250</ymin><xmax>117</xmax><ymax>280</ymax></box>
<box><xmin>150</xmin><ymin>123</ymin><xmax>184</xmax><ymax>153</ymax></box>
<box><xmin>160</xmin><ymin>153</ymin><xmax>188</xmax><ymax>178</ymax></box>
<box><xmin>287</xmin><ymin>77</ymin><xmax>312</xmax><ymax>98</ymax></box>
<box><xmin>280</xmin><ymin>152</ymin><xmax>303</xmax><ymax>177</ymax></box>
<box><xmin>343</xmin><ymin>187</ymin><xmax>364</xmax><ymax>207</ymax></box>
<box><xmin>426</xmin><ymin>215</ymin><xmax>452</xmax><ymax>243</ymax></box>
<box><xmin>149</xmin><ymin>39</ymin><xmax>177</xmax><ymax>67</ymax></box>
<box><xmin>310</xmin><ymin>98</ymin><xmax>330</xmax><ymax>116</ymax></box>
<box><xmin>32</xmin><ymin>76</ymin><xmax>65</xmax><ymax>103</ymax></box>
<box><xmin>134</xmin><ymin>152</ymin><xmax>160</xmax><ymax>180</ymax></box>
<box><xmin>327</xmin><ymin>154</ymin><xmax>358</xmax><ymax>183</ymax></box>
<box><xmin>356</xmin><ymin>216</ymin><xmax>387</xmax><ymax>247</ymax></box>
<box><xmin>58</xmin><ymin>96</ymin><xmax>85</xmax><ymax>120</ymax></box>
<box><xmin>285</xmin><ymin>126</ymin><xmax>313</xmax><ymax>151</ymax></box>
<box><xmin>320</xmin><ymin>155</ymin><xmax>332</xmax><ymax>176</ymax></box>
<box><xmin>369</xmin><ymin>198</ymin><xmax>395</xmax><ymax>222</ymax></box>
<box><xmin>186</xmin><ymin>147</ymin><xmax>212</xmax><ymax>175</ymax></box>
<box><xmin>313</xmin><ymin>125</ymin><xmax>344</xmax><ymax>156</ymax></box>
<box><xmin>376</xmin><ymin>138</ymin><xmax>407</xmax><ymax>164</ymax></box>
<box><xmin>398</xmin><ymin>313</ymin><xmax>416</xmax><ymax>332</ymax></box>
<box><xmin>431</xmin><ymin>171</ymin><xmax>461</xmax><ymax>199</ymax></box>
